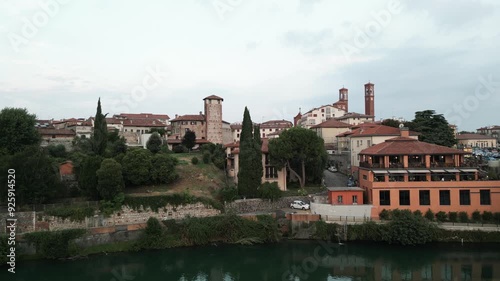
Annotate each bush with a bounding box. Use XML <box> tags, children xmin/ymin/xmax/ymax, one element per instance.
<box><xmin>217</xmin><ymin>185</ymin><xmax>239</xmax><ymax>202</ymax></box>
<box><xmin>47</xmin><ymin>144</ymin><xmax>67</xmax><ymax>158</ymax></box>
<box><xmin>259</xmin><ymin>182</ymin><xmax>283</xmax><ymax>201</ymax></box>
<box><xmin>494</xmin><ymin>213</ymin><xmax>500</xmax><ymax>224</ymax></box>
<box><xmin>448</xmin><ymin>212</ymin><xmax>458</xmax><ymax>222</ymax></box>
<box><xmin>122</xmin><ymin>149</ymin><xmax>153</xmax><ymax>186</ymax></box>
<box><xmin>173</xmin><ymin>145</ymin><xmax>188</xmax><ymax>153</ymax></box>
<box><xmin>151</xmin><ymin>154</ymin><xmax>179</xmax><ymax>184</ymax></box>
<box><xmin>435</xmin><ymin>211</ymin><xmax>447</xmax><ymax>222</ymax></box>
<box><xmin>45</xmin><ymin>206</ymin><xmax>95</xmax><ymax>222</ymax></box>
<box><xmin>472</xmin><ymin>210</ymin><xmax>482</xmax><ymax>223</ymax></box>
<box><xmin>459</xmin><ymin>211</ymin><xmax>469</xmax><ymax>223</ymax></box>
<box><xmin>379</xmin><ymin>209</ymin><xmax>390</xmax><ymax>220</ymax></box>
<box><xmin>213</xmin><ymin>157</ymin><xmax>226</xmax><ymax>170</ymax></box>
<box><xmin>413</xmin><ymin>210</ymin><xmax>423</xmax><ymax>217</ymax></box>
<box><xmin>191</xmin><ymin>157</ymin><xmax>199</xmax><ymax>165</ymax></box>
<box><xmin>314</xmin><ymin>220</ymin><xmax>337</xmax><ymax>240</ymax></box>
<box><xmin>424</xmin><ymin>209</ymin><xmax>434</xmax><ymax>221</ymax></box>
<box><xmin>297</xmin><ymin>188</ymin><xmax>308</xmax><ymax>196</ymax></box>
<box><xmin>482</xmin><ymin>211</ymin><xmax>494</xmax><ymax>223</ymax></box>
<box><xmin>24</xmin><ymin>229</ymin><xmax>86</xmax><ymax>259</ymax></box>
<box><xmin>202</xmin><ymin>152</ymin><xmax>211</xmax><ymax>164</ymax></box>
<box><xmin>385</xmin><ymin>210</ymin><xmax>438</xmax><ymax>246</ymax></box>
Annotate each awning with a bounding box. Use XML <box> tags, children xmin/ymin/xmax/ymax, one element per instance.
<box><xmin>431</xmin><ymin>169</ymin><xmax>446</xmax><ymax>173</ymax></box>
<box><xmin>445</xmin><ymin>169</ymin><xmax>460</xmax><ymax>173</ymax></box>
<box><xmin>372</xmin><ymin>169</ymin><xmax>388</xmax><ymax>174</ymax></box>
<box><xmin>388</xmin><ymin>170</ymin><xmax>407</xmax><ymax>174</ymax></box>
<box><xmin>460</xmin><ymin>168</ymin><xmax>478</xmax><ymax>173</ymax></box>
<box><xmin>408</xmin><ymin>169</ymin><xmax>430</xmax><ymax>173</ymax></box>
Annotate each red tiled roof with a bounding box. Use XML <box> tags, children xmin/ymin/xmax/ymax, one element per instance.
<box><xmin>359</xmin><ymin>137</ymin><xmax>469</xmax><ymax>156</ymax></box>
<box><xmin>166</xmin><ymin>139</ymin><xmax>210</xmax><ymax>144</ymax></box>
<box><xmin>336</xmin><ymin>125</ymin><xmax>418</xmax><ymax>138</ymax></box>
<box><xmin>311</xmin><ymin>119</ymin><xmax>351</xmax><ymax>129</ymax></box>
<box><xmin>226</xmin><ymin>139</ymin><xmax>270</xmax><ymax>153</ymax></box>
<box><xmin>230</xmin><ymin>120</ymin><xmax>292</xmax><ymax>130</ymax></box>
<box><xmin>117</xmin><ymin>113</ymin><xmax>170</xmax><ymax>120</ymax></box>
<box><xmin>203</xmin><ymin>95</ymin><xmax>224</xmax><ymax>101</ymax></box>
<box><xmin>335</xmin><ymin>112</ymin><xmax>374</xmax><ymax>120</ymax></box>
<box><xmin>170</xmin><ymin>114</ymin><xmax>205</xmax><ymax>122</ymax></box>
<box><xmin>122</xmin><ymin>119</ymin><xmax>166</xmax><ymax>127</ymax></box>
<box><xmin>457</xmin><ymin>133</ymin><xmax>496</xmax><ymax>140</ymax></box>
<box><xmin>38</xmin><ymin>128</ymin><xmax>76</xmax><ymax>136</ymax></box>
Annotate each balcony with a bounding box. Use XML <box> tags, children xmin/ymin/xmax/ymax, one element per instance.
<box><xmin>430</xmin><ymin>162</ymin><xmax>455</xmax><ymax>168</ymax></box>
<box><xmin>389</xmin><ymin>162</ymin><xmax>404</xmax><ymax>169</ymax></box>
<box><xmin>360</xmin><ymin>162</ymin><xmax>383</xmax><ymax>168</ymax></box>
<box><xmin>408</xmin><ymin>162</ymin><xmax>425</xmax><ymax>168</ymax></box>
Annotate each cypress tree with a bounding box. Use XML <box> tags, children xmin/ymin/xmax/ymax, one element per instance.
<box><xmin>91</xmin><ymin>98</ymin><xmax>108</xmax><ymax>156</ymax></box>
<box><xmin>237</xmin><ymin>107</ymin><xmax>262</xmax><ymax>197</ymax></box>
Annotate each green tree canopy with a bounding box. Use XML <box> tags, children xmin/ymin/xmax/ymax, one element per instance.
<box><xmin>385</xmin><ymin>210</ymin><xmax>438</xmax><ymax>246</ymax></box>
<box><xmin>96</xmin><ymin>158</ymin><xmax>124</xmax><ymax>200</ymax></box>
<box><xmin>0</xmin><ymin>107</ymin><xmax>40</xmax><ymax>154</ymax></box>
<box><xmin>78</xmin><ymin>155</ymin><xmax>103</xmax><ymax>200</ymax></box>
<box><xmin>1</xmin><ymin>146</ymin><xmax>62</xmax><ymax>205</ymax></box>
<box><xmin>237</xmin><ymin>107</ymin><xmax>262</xmax><ymax>198</ymax></box>
<box><xmin>146</xmin><ymin>132</ymin><xmax>163</xmax><ymax>154</ymax></box>
<box><xmin>151</xmin><ymin>154</ymin><xmax>179</xmax><ymax>184</ymax></box>
<box><xmin>268</xmin><ymin>127</ymin><xmax>327</xmax><ymax>188</ymax></box>
<box><xmin>410</xmin><ymin>110</ymin><xmax>457</xmax><ymax>147</ymax></box>
<box><xmin>122</xmin><ymin>149</ymin><xmax>153</xmax><ymax>186</ymax></box>
<box><xmin>91</xmin><ymin>98</ymin><xmax>108</xmax><ymax>156</ymax></box>
<box><xmin>182</xmin><ymin>130</ymin><xmax>196</xmax><ymax>152</ymax></box>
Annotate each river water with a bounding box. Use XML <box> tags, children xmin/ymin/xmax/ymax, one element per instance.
<box><xmin>3</xmin><ymin>240</ymin><xmax>500</xmax><ymax>281</ymax></box>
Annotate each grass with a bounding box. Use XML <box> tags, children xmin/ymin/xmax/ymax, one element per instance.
<box><xmin>283</xmin><ymin>185</ymin><xmax>326</xmax><ymax>196</ymax></box>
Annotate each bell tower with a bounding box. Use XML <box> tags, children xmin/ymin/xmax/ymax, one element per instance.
<box><xmin>337</xmin><ymin>87</ymin><xmax>349</xmax><ymax>112</ymax></box>
<box><xmin>364</xmin><ymin>82</ymin><xmax>375</xmax><ymax>117</ymax></box>
<box><xmin>203</xmin><ymin>95</ymin><xmax>224</xmax><ymax>144</ymax></box>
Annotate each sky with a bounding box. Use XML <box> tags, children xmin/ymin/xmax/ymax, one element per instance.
<box><xmin>1</xmin><ymin>0</ymin><xmax>499</xmax><ymax>131</ymax></box>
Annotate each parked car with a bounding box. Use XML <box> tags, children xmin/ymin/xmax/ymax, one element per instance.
<box><xmin>290</xmin><ymin>200</ymin><xmax>310</xmax><ymax>210</ymax></box>
<box><xmin>328</xmin><ymin>166</ymin><xmax>338</xmax><ymax>172</ymax></box>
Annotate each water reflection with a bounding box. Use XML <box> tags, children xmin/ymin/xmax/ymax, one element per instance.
<box><xmin>3</xmin><ymin>241</ymin><xmax>500</xmax><ymax>281</ymax></box>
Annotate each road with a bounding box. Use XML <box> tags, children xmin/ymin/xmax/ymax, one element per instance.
<box><xmin>323</xmin><ymin>170</ymin><xmax>349</xmax><ymax>187</ymax></box>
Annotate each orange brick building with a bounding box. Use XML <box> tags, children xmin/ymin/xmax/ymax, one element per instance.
<box><xmin>327</xmin><ymin>187</ymin><xmax>364</xmax><ymax>205</ymax></box>
<box><xmin>358</xmin><ymin>128</ymin><xmax>500</xmax><ymax>217</ymax></box>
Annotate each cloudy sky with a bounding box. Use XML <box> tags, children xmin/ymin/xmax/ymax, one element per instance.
<box><xmin>1</xmin><ymin>0</ymin><xmax>499</xmax><ymax>131</ymax></box>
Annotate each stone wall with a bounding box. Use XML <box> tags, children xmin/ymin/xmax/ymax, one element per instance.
<box><xmin>225</xmin><ymin>196</ymin><xmax>309</xmax><ymax>214</ymax></box>
<box><xmin>1</xmin><ymin>202</ymin><xmax>220</xmax><ymax>234</ymax></box>
<box><xmin>311</xmin><ymin>203</ymin><xmax>374</xmax><ymax>221</ymax></box>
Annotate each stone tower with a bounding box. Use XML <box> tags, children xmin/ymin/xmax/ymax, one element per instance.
<box><xmin>364</xmin><ymin>82</ymin><xmax>375</xmax><ymax>117</ymax></box>
<box><xmin>204</xmin><ymin>95</ymin><xmax>224</xmax><ymax>144</ymax></box>
<box><xmin>338</xmin><ymin>87</ymin><xmax>349</xmax><ymax>112</ymax></box>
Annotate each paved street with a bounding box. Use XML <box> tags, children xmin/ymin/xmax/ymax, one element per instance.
<box><xmin>323</xmin><ymin>170</ymin><xmax>349</xmax><ymax>187</ymax></box>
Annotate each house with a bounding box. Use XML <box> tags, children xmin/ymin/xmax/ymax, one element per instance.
<box><xmin>358</xmin><ymin>128</ymin><xmax>500</xmax><ymax>218</ymax></box>
<box><xmin>457</xmin><ymin>133</ymin><xmax>497</xmax><ymax>149</ymax></box>
<box><xmin>335</xmin><ymin>112</ymin><xmax>375</xmax><ymax>126</ymax></box>
<box><xmin>336</xmin><ymin>124</ymin><xmax>419</xmax><ymax>173</ymax></box>
<box><xmin>311</xmin><ymin>118</ymin><xmax>351</xmax><ymax>149</ymax></box>
<box><xmin>167</xmin><ymin>95</ymin><xmax>231</xmax><ymax>149</ymax></box>
<box><xmin>230</xmin><ymin>119</ymin><xmax>292</xmax><ymax>143</ymax></box>
<box><xmin>327</xmin><ymin>187</ymin><xmax>364</xmax><ymax>205</ymax></box>
<box><xmin>66</xmin><ymin>118</ymin><xmax>93</xmax><ymax>139</ymax></box>
<box><xmin>59</xmin><ymin>161</ymin><xmax>75</xmax><ymax>181</ymax></box>
<box><xmin>114</xmin><ymin>113</ymin><xmax>170</xmax><ymax>125</ymax></box>
<box><xmin>225</xmin><ymin>138</ymin><xmax>287</xmax><ymax>191</ymax></box>
<box><xmin>38</xmin><ymin>128</ymin><xmax>76</xmax><ymax>149</ymax></box>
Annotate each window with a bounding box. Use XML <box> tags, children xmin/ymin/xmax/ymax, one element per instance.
<box><xmin>337</xmin><ymin>196</ymin><xmax>343</xmax><ymax>204</ymax></box>
<box><xmin>421</xmin><ymin>265</ymin><xmax>433</xmax><ymax>281</ymax></box>
<box><xmin>459</xmin><ymin>190</ymin><xmax>471</xmax><ymax>205</ymax></box>
<box><xmin>480</xmin><ymin>190</ymin><xmax>491</xmax><ymax>205</ymax></box>
<box><xmin>185</xmin><ymin>128</ymin><xmax>189</xmax><ymax>132</ymax></box>
<box><xmin>362</xmin><ymin>175</ymin><xmax>367</xmax><ymax>180</ymax></box>
<box><xmin>380</xmin><ymin>191</ymin><xmax>390</xmax><ymax>205</ymax></box>
<box><xmin>237</xmin><ymin>134</ymin><xmax>239</xmax><ymax>138</ymax></box>
<box><xmin>367</xmin><ymin>140</ymin><xmax>371</xmax><ymax>146</ymax></box>
<box><xmin>441</xmin><ymin>264</ymin><xmax>452</xmax><ymax>281</ymax></box>
<box><xmin>190</xmin><ymin>121</ymin><xmax>197</xmax><ymax>125</ymax></box>
<box><xmin>321</xmin><ymin>109</ymin><xmax>324</xmax><ymax>112</ymax></box>
<box><xmin>419</xmin><ymin>190</ymin><xmax>430</xmax><ymax>205</ymax></box>
<box><xmin>262</xmin><ymin>133</ymin><xmax>265</xmax><ymax>137</ymax></box>
<box><xmin>265</xmin><ymin>167</ymin><xmax>278</xmax><ymax>178</ymax></box>
<box><xmin>481</xmin><ymin>265</ymin><xmax>493</xmax><ymax>280</ymax></box>
<box><xmin>461</xmin><ymin>265</ymin><xmax>472</xmax><ymax>281</ymax></box>
<box><xmin>313</xmin><ymin>114</ymin><xmax>317</xmax><ymax>117</ymax></box>
<box><xmin>399</xmin><ymin>190</ymin><xmax>410</xmax><ymax>205</ymax></box>
<box><xmin>360</xmin><ymin>140</ymin><xmax>363</xmax><ymax>146</ymax></box>
<box><xmin>357</xmin><ymin>140</ymin><xmax>359</xmax><ymax>147</ymax></box>
<box><xmin>352</xmin><ymin>195</ymin><xmax>358</xmax><ymax>204</ymax></box>
<box><xmin>439</xmin><ymin>190</ymin><xmax>451</xmax><ymax>205</ymax></box>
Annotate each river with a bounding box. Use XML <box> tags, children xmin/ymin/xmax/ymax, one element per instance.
<box><xmin>3</xmin><ymin>240</ymin><xmax>500</xmax><ymax>281</ymax></box>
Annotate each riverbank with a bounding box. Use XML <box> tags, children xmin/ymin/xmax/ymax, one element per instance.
<box><xmin>5</xmin><ymin>212</ymin><xmax>500</xmax><ymax>263</ymax></box>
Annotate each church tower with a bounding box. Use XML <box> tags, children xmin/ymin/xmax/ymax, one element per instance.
<box><xmin>203</xmin><ymin>95</ymin><xmax>223</xmax><ymax>144</ymax></box>
<box><xmin>338</xmin><ymin>87</ymin><xmax>349</xmax><ymax>112</ymax></box>
<box><xmin>364</xmin><ymin>82</ymin><xmax>375</xmax><ymax>117</ymax></box>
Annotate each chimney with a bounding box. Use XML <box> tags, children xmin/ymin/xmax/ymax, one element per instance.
<box><xmin>175</xmin><ymin>114</ymin><xmax>178</xmax><ymax>119</ymax></box>
<box><xmin>199</xmin><ymin>111</ymin><xmax>202</xmax><ymax>115</ymax></box>
<box><xmin>400</xmin><ymin>127</ymin><xmax>409</xmax><ymax>138</ymax></box>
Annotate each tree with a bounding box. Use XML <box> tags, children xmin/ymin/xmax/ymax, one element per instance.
<box><xmin>47</xmin><ymin>144</ymin><xmax>67</xmax><ymax>158</ymax></box>
<box><xmin>109</xmin><ymin>136</ymin><xmax>127</xmax><ymax>156</ymax></box>
<box><xmin>381</xmin><ymin>119</ymin><xmax>401</xmax><ymax>128</ymax></box>
<box><xmin>182</xmin><ymin>130</ymin><xmax>196</xmax><ymax>152</ymax></box>
<box><xmin>0</xmin><ymin>107</ymin><xmax>40</xmax><ymax>154</ymax></box>
<box><xmin>78</xmin><ymin>155</ymin><xmax>103</xmax><ymax>199</ymax></box>
<box><xmin>151</xmin><ymin>154</ymin><xmax>179</xmax><ymax>184</ymax></box>
<box><xmin>411</xmin><ymin>110</ymin><xmax>457</xmax><ymax>147</ymax></box>
<box><xmin>149</xmin><ymin>128</ymin><xmax>166</xmax><ymax>136</ymax></box>
<box><xmin>122</xmin><ymin>149</ymin><xmax>153</xmax><ymax>186</ymax></box>
<box><xmin>1</xmin><ymin>146</ymin><xmax>62</xmax><ymax>205</ymax></box>
<box><xmin>268</xmin><ymin>127</ymin><xmax>327</xmax><ymax>188</ymax></box>
<box><xmin>146</xmin><ymin>132</ymin><xmax>163</xmax><ymax>154</ymax></box>
<box><xmin>237</xmin><ymin>107</ymin><xmax>262</xmax><ymax>197</ymax></box>
<box><xmin>96</xmin><ymin>159</ymin><xmax>124</xmax><ymax>200</ymax></box>
<box><xmin>91</xmin><ymin>98</ymin><xmax>108</xmax><ymax>156</ymax></box>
